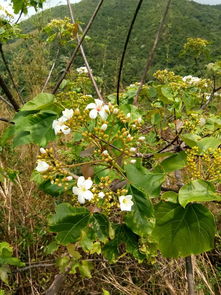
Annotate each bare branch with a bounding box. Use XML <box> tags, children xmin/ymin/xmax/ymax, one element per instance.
<box><xmin>67</xmin><ymin>0</ymin><xmax>104</xmax><ymax>101</ymax></box>
<box><xmin>0</xmin><ymin>117</ymin><xmax>14</xmax><ymax>124</ymax></box>
<box><xmin>41</xmin><ymin>49</ymin><xmax>60</xmax><ymax>92</ymax></box>
<box><xmin>45</xmin><ymin>274</ymin><xmax>66</xmax><ymax>295</ymax></box>
<box><xmin>52</xmin><ymin>0</ymin><xmax>105</xmax><ymax>94</ymax></box>
<box><xmin>116</xmin><ymin>0</ymin><xmax>144</xmax><ymax>105</ymax></box>
<box><xmin>134</xmin><ymin>0</ymin><xmax>172</xmax><ymax>105</ymax></box>
<box><xmin>0</xmin><ymin>94</ymin><xmax>14</xmax><ymax>109</ymax></box>
<box><xmin>0</xmin><ymin>43</ymin><xmax>24</xmax><ymax>104</ymax></box>
<box><xmin>0</xmin><ymin>75</ymin><xmax>20</xmax><ymax>112</ymax></box>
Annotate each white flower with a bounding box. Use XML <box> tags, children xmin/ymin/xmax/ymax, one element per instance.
<box><xmin>86</xmin><ymin>99</ymin><xmax>109</xmax><ymax>120</ymax></box>
<box><xmin>130</xmin><ymin>159</ymin><xmax>136</xmax><ymax>164</ymax></box>
<box><xmin>52</xmin><ymin>117</ymin><xmax>71</xmax><ymax>135</ymax></box>
<box><xmin>62</xmin><ymin>109</ymin><xmax>74</xmax><ymax>120</ymax></box>
<box><xmin>126</xmin><ymin>113</ymin><xmax>131</xmax><ymax>118</ymax></box>
<box><xmin>119</xmin><ymin>195</ymin><xmax>134</xmax><ymax>211</ymax></box>
<box><xmin>66</xmin><ymin>176</ymin><xmax>73</xmax><ymax>181</ymax></box>
<box><xmin>35</xmin><ymin>161</ymin><xmax>49</xmax><ymax>173</ymax></box>
<box><xmin>60</xmin><ymin>124</ymin><xmax>71</xmax><ymax>135</ymax></box>
<box><xmin>101</xmin><ymin>123</ymin><xmax>108</xmax><ymax>131</ymax></box>
<box><xmin>98</xmin><ymin>192</ymin><xmax>105</xmax><ymax>199</ymax></box>
<box><xmin>137</xmin><ymin>117</ymin><xmax>142</xmax><ymax>123</ymax></box>
<box><xmin>138</xmin><ymin>136</ymin><xmax>145</xmax><ymax>141</ymax></box>
<box><xmin>40</xmin><ymin>147</ymin><xmax>47</xmax><ymax>154</ymax></box>
<box><xmin>76</xmin><ymin>66</ymin><xmax>89</xmax><ymax>74</ymax></box>
<box><xmin>52</xmin><ymin>119</ymin><xmax>63</xmax><ymax>134</ymax></box>
<box><xmin>102</xmin><ymin>150</ymin><xmax>109</xmax><ymax>156</ymax></box>
<box><xmin>113</xmin><ymin>108</ymin><xmax>119</xmax><ymax>114</ymax></box>
<box><xmin>182</xmin><ymin>75</ymin><xmax>200</xmax><ymax>84</ymax></box>
<box><xmin>130</xmin><ymin>147</ymin><xmax>137</xmax><ymax>153</ymax></box>
<box><xmin>72</xmin><ymin>176</ymin><xmax>93</xmax><ymax>204</ymax></box>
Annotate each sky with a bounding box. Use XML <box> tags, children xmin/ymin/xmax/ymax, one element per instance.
<box><xmin>194</xmin><ymin>0</ymin><xmax>221</xmax><ymax>3</ymax></box>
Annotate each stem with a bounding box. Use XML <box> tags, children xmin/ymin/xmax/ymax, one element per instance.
<box><xmin>134</xmin><ymin>0</ymin><xmax>172</xmax><ymax>104</ymax></box>
<box><xmin>185</xmin><ymin>256</ymin><xmax>195</xmax><ymax>295</ymax></box>
<box><xmin>67</xmin><ymin>0</ymin><xmax>104</xmax><ymax>101</ymax></box>
<box><xmin>52</xmin><ymin>0</ymin><xmax>104</xmax><ymax>94</ymax></box>
<box><xmin>0</xmin><ymin>75</ymin><xmax>20</xmax><ymax>112</ymax></box>
<box><xmin>116</xmin><ymin>0</ymin><xmax>144</xmax><ymax>105</ymax></box>
<box><xmin>0</xmin><ymin>43</ymin><xmax>24</xmax><ymax>104</ymax></box>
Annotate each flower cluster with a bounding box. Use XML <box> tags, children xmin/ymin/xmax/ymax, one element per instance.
<box><xmin>72</xmin><ymin>176</ymin><xmax>134</xmax><ymax>211</ymax></box>
<box><xmin>52</xmin><ymin>108</ymin><xmax>73</xmax><ymax>135</ymax></box>
<box><xmin>76</xmin><ymin>66</ymin><xmax>90</xmax><ymax>74</ymax></box>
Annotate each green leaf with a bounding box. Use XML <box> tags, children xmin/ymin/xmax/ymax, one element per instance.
<box><xmin>39</xmin><ymin>180</ymin><xmax>64</xmax><ymax>197</ymax></box>
<box><xmin>50</xmin><ymin>213</ymin><xmax>91</xmax><ymax>245</ymax></box>
<box><xmin>78</xmin><ymin>260</ymin><xmax>93</xmax><ymax>278</ymax></box>
<box><xmin>178</xmin><ymin>180</ymin><xmax>221</xmax><ymax>208</ymax></box>
<box><xmin>125</xmin><ymin>186</ymin><xmax>153</xmax><ymax>236</ymax></box>
<box><xmin>154</xmin><ymin>152</ymin><xmax>187</xmax><ymax>173</ymax></box>
<box><xmin>152</xmin><ymin>202</ymin><xmax>215</xmax><ymax>258</ymax></box>
<box><xmin>181</xmin><ymin>134</ymin><xmax>201</xmax><ymax>148</ymax></box>
<box><xmin>21</xmin><ymin>93</ymin><xmax>55</xmax><ymax>111</ymax></box>
<box><xmin>102</xmin><ymin>224</ymin><xmax>145</xmax><ymax>263</ymax></box>
<box><xmin>125</xmin><ymin>164</ymin><xmax>165</xmax><ymax>196</ymax></box>
<box><xmin>0</xmin><ymin>265</ymin><xmax>10</xmax><ymax>284</ymax></box>
<box><xmin>197</xmin><ymin>137</ymin><xmax>221</xmax><ymax>152</ymax></box>
<box><xmin>44</xmin><ymin>241</ymin><xmax>59</xmax><ymax>255</ymax></box>
<box><xmin>48</xmin><ymin>203</ymin><xmax>89</xmax><ymax>225</ymax></box>
<box><xmin>161</xmin><ymin>191</ymin><xmax>178</xmax><ymax>203</ymax></box>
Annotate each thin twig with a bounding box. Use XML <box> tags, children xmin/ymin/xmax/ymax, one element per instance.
<box><xmin>0</xmin><ymin>94</ymin><xmax>14</xmax><ymax>109</ymax></box>
<box><xmin>0</xmin><ymin>117</ymin><xmax>14</xmax><ymax>124</ymax></box>
<box><xmin>134</xmin><ymin>0</ymin><xmax>172</xmax><ymax>105</ymax></box>
<box><xmin>41</xmin><ymin>49</ymin><xmax>60</xmax><ymax>92</ymax></box>
<box><xmin>16</xmin><ymin>263</ymin><xmax>55</xmax><ymax>272</ymax></box>
<box><xmin>67</xmin><ymin>0</ymin><xmax>103</xmax><ymax>101</ymax></box>
<box><xmin>0</xmin><ymin>43</ymin><xmax>24</xmax><ymax>104</ymax></box>
<box><xmin>116</xmin><ymin>0</ymin><xmax>144</xmax><ymax>105</ymax></box>
<box><xmin>52</xmin><ymin>0</ymin><xmax>104</xmax><ymax>94</ymax></box>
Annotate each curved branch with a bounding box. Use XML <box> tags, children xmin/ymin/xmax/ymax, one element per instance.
<box><xmin>0</xmin><ymin>75</ymin><xmax>20</xmax><ymax>112</ymax></box>
<box><xmin>67</xmin><ymin>0</ymin><xmax>104</xmax><ymax>101</ymax></box>
<box><xmin>52</xmin><ymin>0</ymin><xmax>105</xmax><ymax>94</ymax></box>
<box><xmin>116</xmin><ymin>0</ymin><xmax>144</xmax><ymax>105</ymax></box>
<box><xmin>0</xmin><ymin>43</ymin><xmax>24</xmax><ymax>104</ymax></box>
<box><xmin>134</xmin><ymin>0</ymin><xmax>172</xmax><ymax>105</ymax></box>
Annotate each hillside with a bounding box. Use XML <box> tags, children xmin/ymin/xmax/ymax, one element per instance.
<box><xmin>6</xmin><ymin>0</ymin><xmax>221</xmax><ymax>91</ymax></box>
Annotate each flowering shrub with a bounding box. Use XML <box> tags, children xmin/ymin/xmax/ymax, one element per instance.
<box><xmin>2</xmin><ymin>66</ymin><xmax>221</xmax><ymax>276</ymax></box>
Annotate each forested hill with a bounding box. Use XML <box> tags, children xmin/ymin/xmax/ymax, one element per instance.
<box><xmin>17</xmin><ymin>0</ymin><xmax>221</xmax><ymax>90</ymax></box>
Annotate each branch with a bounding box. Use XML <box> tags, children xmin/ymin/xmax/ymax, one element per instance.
<box><xmin>116</xmin><ymin>0</ymin><xmax>144</xmax><ymax>105</ymax></box>
<box><xmin>0</xmin><ymin>95</ymin><xmax>14</xmax><ymax>109</ymax></box>
<box><xmin>0</xmin><ymin>43</ymin><xmax>24</xmax><ymax>104</ymax></box>
<box><xmin>67</xmin><ymin>0</ymin><xmax>104</xmax><ymax>101</ymax></box>
<box><xmin>134</xmin><ymin>0</ymin><xmax>172</xmax><ymax>104</ymax></box>
<box><xmin>45</xmin><ymin>274</ymin><xmax>66</xmax><ymax>295</ymax></box>
<box><xmin>52</xmin><ymin>0</ymin><xmax>105</xmax><ymax>94</ymax></box>
<box><xmin>0</xmin><ymin>75</ymin><xmax>20</xmax><ymax>112</ymax></box>
<box><xmin>41</xmin><ymin>49</ymin><xmax>60</xmax><ymax>92</ymax></box>
<box><xmin>0</xmin><ymin>117</ymin><xmax>15</xmax><ymax>124</ymax></box>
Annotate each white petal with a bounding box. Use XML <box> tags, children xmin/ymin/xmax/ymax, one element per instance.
<box><xmin>99</xmin><ymin>109</ymin><xmax>108</xmax><ymax>120</ymax></box>
<box><xmin>35</xmin><ymin>161</ymin><xmax>49</xmax><ymax>172</ymax></box>
<box><xmin>66</xmin><ymin>176</ymin><xmax>73</xmax><ymax>181</ymax></box>
<box><xmin>61</xmin><ymin>125</ymin><xmax>71</xmax><ymax>135</ymax></box>
<box><xmin>95</xmin><ymin>99</ymin><xmax>103</xmax><ymax>107</ymax></box>
<box><xmin>40</xmin><ymin>147</ymin><xmax>46</xmax><ymax>154</ymax></box>
<box><xmin>77</xmin><ymin>176</ymin><xmax>85</xmax><ymax>187</ymax></box>
<box><xmin>83</xmin><ymin>190</ymin><xmax>93</xmax><ymax>201</ymax></box>
<box><xmin>78</xmin><ymin>194</ymin><xmax>86</xmax><ymax>204</ymax></box>
<box><xmin>62</xmin><ymin>108</ymin><xmax>74</xmax><ymax>120</ymax></box>
<box><xmin>89</xmin><ymin>109</ymin><xmax>98</xmax><ymax>119</ymax></box>
<box><xmin>72</xmin><ymin>186</ymin><xmax>79</xmax><ymax>195</ymax></box>
<box><xmin>86</xmin><ymin>103</ymin><xmax>96</xmax><ymax>110</ymax></box>
<box><xmin>58</xmin><ymin>116</ymin><xmax>68</xmax><ymax>123</ymax></box>
<box><xmin>101</xmin><ymin>124</ymin><xmax>108</xmax><ymax>131</ymax></box>
<box><xmin>98</xmin><ymin>192</ymin><xmax>105</xmax><ymax>198</ymax></box>
<box><xmin>84</xmin><ymin>179</ymin><xmax>93</xmax><ymax>190</ymax></box>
